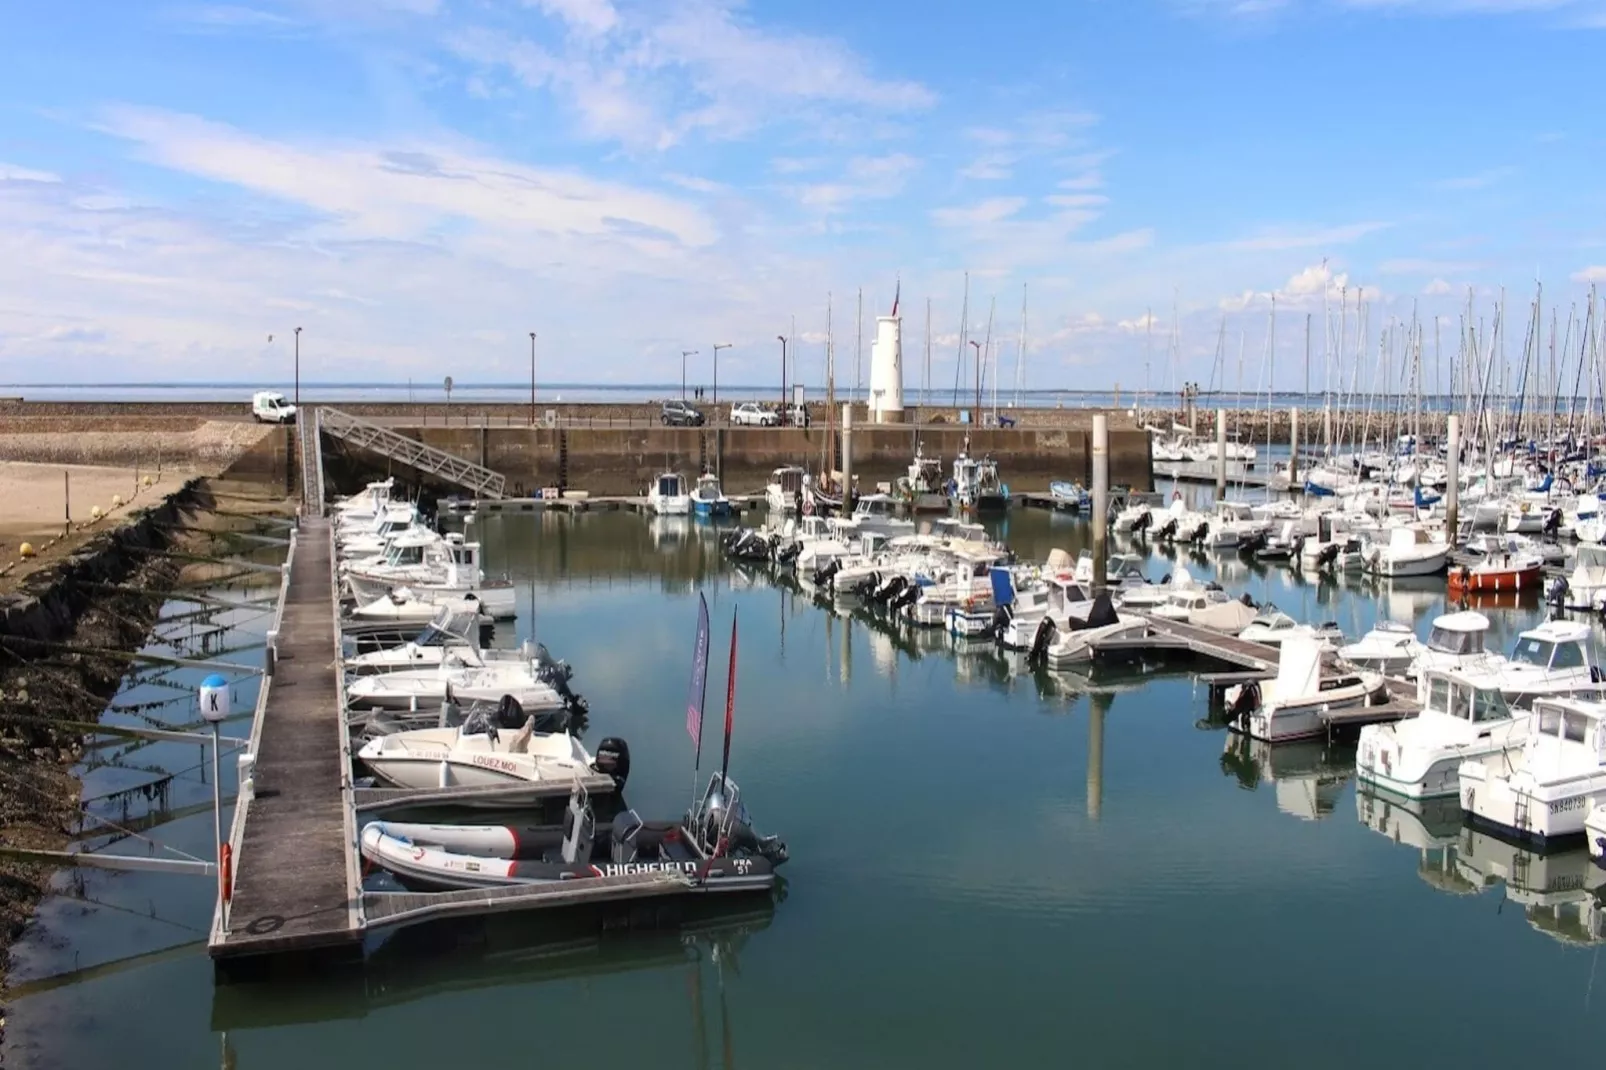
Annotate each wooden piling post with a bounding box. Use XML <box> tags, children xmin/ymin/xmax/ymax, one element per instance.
<box><xmin>1092</xmin><ymin>413</ymin><xmax>1109</xmax><ymax>596</ymax></box>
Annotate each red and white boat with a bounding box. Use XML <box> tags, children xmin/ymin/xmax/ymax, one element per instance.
<box><xmin>1448</xmin><ymin>548</ymin><xmax>1544</xmax><ymax>594</ymax></box>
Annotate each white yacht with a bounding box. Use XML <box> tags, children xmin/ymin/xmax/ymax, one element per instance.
<box><xmin>765</xmin><ymin>466</ymin><xmax>807</xmax><ymax>513</ymax></box>
<box><xmin>1410</xmin><ymin>611</ymin><xmax>1492</xmax><ymax>688</ymax></box>
<box><xmin>345</xmin><ymin>608</ymin><xmax>506</xmax><ymax>674</ymax></box>
<box><xmin>346</xmin><ymin>654</ymin><xmax>571</xmax><ymax>712</ymax></box>
<box><xmin>1339</xmin><ymin>621</ymin><xmax>1422</xmax><ymax>675</ymax></box>
<box><xmin>1357</xmin><ymin>664</ymin><xmax>1527</xmax><ymax>800</ymax></box>
<box><xmin>358</xmin><ymin>718</ymin><xmax>597</xmax><ymax>790</ymax></box>
<box><xmin>1566</xmin><ymin>543</ymin><xmax>1606</xmax><ymax>611</ymax></box>
<box><xmin>1238</xmin><ymin>607</ymin><xmax>1345</xmax><ymax>650</ymax></box>
<box><xmin>830</xmin><ymin>493</ymin><xmax>915</xmax><ymax>539</ymax></box>
<box><xmin>1495</xmin><ymin>619</ymin><xmax>1600</xmax><ymax>708</ymax></box>
<box><xmin>647</xmin><ymin>472</ymin><xmax>691</xmax><ymax>516</ymax></box>
<box><xmin>1459</xmin><ymin>697</ymin><xmax>1606</xmax><ymax>845</ymax></box>
<box><xmin>1359</xmin><ymin>525</ymin><xmax>1449</xmax><ymax>578</ymax></box>
<box><xmin>1226</xmin><ymin>636</ymin><xmax>1388</xmax><ymax>744</ymax></box>
<box><xmin>691</xmin><ymin>472</ymin><xmax>732</xmax><ymax>517</ymax></box>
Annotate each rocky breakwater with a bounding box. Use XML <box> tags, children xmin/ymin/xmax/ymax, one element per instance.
<box><xmin>0</xmin><ymin>478</ymin><xmax>230</xmax><ymax>1026</ymax></box>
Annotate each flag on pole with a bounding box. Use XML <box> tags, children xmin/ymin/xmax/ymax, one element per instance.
<box><xmin>890</xmin><ymin>279</ymin><xmax>900</xmax><ymax>318</ymax></box>
<box><xmin>687</xmin><ymin>594</ymin><xmax>711</xmax><ymax>762</ymax></box>
<box><xmin>721</xmin><ymin>607</ymin><xmax>738</xmax><ymax>779</ymax></box>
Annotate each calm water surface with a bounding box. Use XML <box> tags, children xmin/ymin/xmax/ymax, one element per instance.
<box><xmin>6</xmin><ymin>506</ymin><xmax>1606</xmax><ymax>1069</ymax></box>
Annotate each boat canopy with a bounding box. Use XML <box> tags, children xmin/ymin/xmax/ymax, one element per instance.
<box><xmin>1423</xmin><ymin>670</ymin><xmax>1511</xmax><ymax>723</ymax></box>
<box><xmin>1425</xmin><ymin>612</ymin><xmax>1489</xmax><ymax>655</ymax></box>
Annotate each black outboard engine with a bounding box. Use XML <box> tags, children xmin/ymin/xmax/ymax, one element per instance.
<box><xmin>1544</xmin><ymin>508</ymin><xmax>1562</xmax><ymax>536</ymax></box>
<box><xmin>1316</xmin><ymin>542</ymin><xmax>1340</xmax><ymax>570</ymax></box>
<box><xmin>1239</xmin><ymin>592</ymin><xmax>1258</xmax><ymax>609</ymax></box>
<box><xmin>891</xmin><ymin>582</ymin><xmax>921</xmax><ymax>611</ymax></box>
<box><xmin>1192</xmin><ymin>521</ymin><xmax>1209</xmax><ymax>545</ymax></box>
<box><xmin>812</xmin><ymin>558</ymin><xmax>842</xmax><ymax>588</ymax></box>
<box><xmin>992</xmin><ymin>602</ymin><xmax>1014</xmax><ymax>643</ymax></box>
<box><xmin>1133</xmin><ymin>509</ymin><xmax>1153</xmax><ymax>536</ymax></box>
<box><xmin>1027</xmin><ymin>616</ymin><xmax>1055</xmax><ymax>667</ymax></box>
<box><xmin>1156</xmin><ymin>518</ymin><xmax>1178</xmax><ymax>541</ymax></box>
<box><xmin>592</xmin><ymin>736</ymin><xmax>631</xmax><ymax>789</ymax></box>
<box><xmin>536</xmin><ymin>661</ymin><xmax>589</xmax><ymax>714</ymax></box>
<box><xmin>877</xmin><ymin>575</ymin><xmax>907</xmax><ymax>605</ymax></box>
<box><xmin>1227</xmin><ymin>680</ymin><xmax>1261</xmax><ymax>729</ymax></box>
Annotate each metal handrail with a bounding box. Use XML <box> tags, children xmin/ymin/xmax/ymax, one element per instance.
<box><xmin>319</xmin><ymin>407</ymin><xmax>507</xmax><ymax>499</ymax></box>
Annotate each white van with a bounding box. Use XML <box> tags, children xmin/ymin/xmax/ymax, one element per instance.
<box><xmin>251</xmin><ymin>391</ymin><xmax>297</xmax><ymax>424</ymax></box>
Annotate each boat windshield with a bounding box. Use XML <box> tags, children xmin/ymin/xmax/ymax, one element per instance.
<box><xmin>1427</xmin><ymin>626</ymin><xmax>1484</xmax><ymax>655</ymax></box>
<box><xmin>1510</xmin><ymin>636</ymin><xmax>1555</xmax><ymax>667</ymax></box>
<box><xmin>1536</xmin><ymin>705</ymin><xmax>1594</xmax><ymax>743</ymax></box>
<box><xmin>1578</xmin><ymin>545</ymin><xmax>1606</xmax><ymax>569</ymax></box>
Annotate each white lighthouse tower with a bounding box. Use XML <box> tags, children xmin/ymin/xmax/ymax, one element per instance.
<box><xmin>868</xmin><ymin>287</ymin><xmax>905</xmax><ymax>423</ymax></box>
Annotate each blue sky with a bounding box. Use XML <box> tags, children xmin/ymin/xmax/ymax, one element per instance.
<box><xmin>1</xmin><ymin>0</ymin><xmax>1603</xmax><ymax>393</ymax></box>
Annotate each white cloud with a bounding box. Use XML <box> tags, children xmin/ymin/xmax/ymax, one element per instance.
<box><xmin>1423</xmin><ymin>278</ymin><xmax>1455</xmax><ymax>295</ymax></box>
<box><xmin>1430</xmin><ymin>166</ymin><xmax>1516</xmax><ymax>190</ymax></box>
<box><xmin>1118</xmin><ymin>312</ymin><xmax>1163</xmax><ymax>332</ymax></box>
<box><xmin>960</xmin><ymin>154</ymin><xmax>1014</xmax><ymax>181</ymax></box>
<box><xmin>0</xmin><ymin>163</ymin><xmax>62</xmax><ymax>184</ymax></box>
<box><xmin>99</xmin><ymin>106</ymin><xmax>717</xmax><ymax>247</ymax></box>
<box><xmin>931</xmin><ymin>197</ymin><xmax>1028</xmax><ymax>228</ymax></box>
<box><xmin>450</xmin><ymin>0</ymin><xmax>934</xmax><ymax>150</ymax></box>
<box><xmin>796</xmin><ymin>154</ymin><xmax>919</xmax><ymax>212</ymax></box>
<box><xmin>1574</xmin><ymin>265</ymin><xmax>1606</xmax><ymax>283</ymax></box>
<box><xmin>1225</xmin><ymin>221</ymin><xmax>1391</xmax><ymax>251</ymax></box>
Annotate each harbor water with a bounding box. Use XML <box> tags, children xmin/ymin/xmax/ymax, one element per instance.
<box><xmin>6</xmin><ymin>504</ymin><xmax>1606</xmax><ymax>1068</ymax></box>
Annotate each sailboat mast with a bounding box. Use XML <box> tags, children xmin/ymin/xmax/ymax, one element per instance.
<box><xmin>1014</xmin><ymin>283</ymin><xmax>1028</xmax><ymax>409</ymax></box>
<box><xmin>952</xmin><ymin>272</ymin><xmax>969</xmax><ymax>406</ymax></box>
<box><xmin>824</xmin><ymin>292</ymin><xmax>834</xmax><ymax>479</ymax></box>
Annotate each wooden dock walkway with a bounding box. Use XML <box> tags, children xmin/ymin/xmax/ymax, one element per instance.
<box><xmin>211</xmin><ymin>514</ymin><xmax>362</xmax><ymax>960</ymax></box>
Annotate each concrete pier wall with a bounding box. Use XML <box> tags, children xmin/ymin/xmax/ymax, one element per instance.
<box><xmin>328</xmin><ymin>425</ymin><xmax>1152</xmax><ymax>497</ymax></box>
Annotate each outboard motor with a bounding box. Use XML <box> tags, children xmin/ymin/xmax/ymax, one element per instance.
<box><xmin>536</xmin><ymin>662</ymin><xmax>588</xmax><ymax>714</ymax></box>
<box><xmin>1227</xmin><ymin>680</ymin><xmax>1261</xmax><ymax>729</ymax></box>
<box><xmin>1239</xmin><ymin>592</ymin><xmax>1259</xmax><ymax>609</ymax></box>
<box><xmin>1192</xmin><ymin>521</ymin><xmax>1210</xmax><ymax>545</ymax></box>
<box><xmin>891</xmin><ymin>583</ymin><xmax>921</xmax><ymax>612</ymax></box>
<box><xmin>592</xmin><ymin>736</ymin><xmax>632</xmax><ymax>789</ymax></box>
<box><xmin>1132</xmin><ymin>509</ymin><xmax>1153</xmax><ymax>537</ymax></box>
<box><xmin>1156</xmin><ymin>518</ymin><xmax>1178</xmax><ymax>541</ymax></box>
<box><xmin>877</xmin><ymin>575</ymin><xmax>908</xmax><ymax>605</ymax></box>
<box><xmin>1544</xmin><ymin>507</ymin><xmax>1562</xmax><ymax>536</ymax></box>
<box><xmin>812</xmin><ymin>558</ymin><xmax>842</xmax><ymax>588</ymax></box>
<box><xmin>1316</xmin><ymin>542</ymin><xmax>1341</xmax><ymax>570</ymax></box>
<box><xmin>992</xmin><ymin>602</ymin><xmax>1014</xmax><ymax>643</ymax></box>
<box><xmin>1547</xmin><ymin>575</ymin><xmax>1570</xmax><ymax>617</ymax></box>
<box><xmin>1027</xmin><ymin>617</ymin><xmax>1055</xmax><ymax>667</ymax></box>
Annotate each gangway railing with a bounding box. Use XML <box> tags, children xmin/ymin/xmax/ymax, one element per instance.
<box><xmin>317</xmin><ymin>406</ymin><xmax>507</xmax><ymax>499</ymax></box>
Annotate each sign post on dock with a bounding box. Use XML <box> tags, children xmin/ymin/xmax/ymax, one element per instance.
<box><xmin>199</xmin><ymin>673</ymin><xmax>231</xmax><ymax>932</ymax></box>
<box><xmin>1091</xmin><ymin>413</ymin><xmax>1109</xmax><ymax>596</ymax></box>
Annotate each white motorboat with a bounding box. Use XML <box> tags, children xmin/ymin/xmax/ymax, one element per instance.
<box><xmin>1339</xmin><ymin>621</ymin><xmax>1422</xmax><ymax>674</ymax></box>
<box><xmin>357</xmin><ymin>709</ymin><xmax>607</xmax><ymax>790</ymax></box>
<box><xmin>1113</xmin><ymin>498</ymin><xmax>1155</xmax><ymax>535</ymax></box>
<box><xmin>1495</xmin><ymin>619</ymin><xmax>1601</xmax><ymax>708</ymax></box>
<box><xmin>1566</xmin><ymin>543</ymin><xmax>1606</xmax><ymax>611</ymax></box>
<box><xmin>1410</xmin><ymin>610</ymin><xmax>1492</xmax><ymax>687</ymax></box>
<box><xmin>1459</xmin><ymin>697</ymin><xmax>1606</xmax><ymax>845</ymax></box>
<box><xmin>1037</xmin><ymin>591</ymin><xmax>1148</xmax><ymax>668</ymax></box>
<box><xmin>347</xmin><ymin>655</ymin><xmax>577</xmax><ymax>713</ymax></box>
<box><xmin>348</xmin><ymin>585</ymin><xmax>513</xmax><ymax>623</ymax></box>
<box><xmin>897</xmin><ymin>447</ymin><xmax>950</xmax><ymax>512</ymax></box>
<box><xmin>1225</xmin><ymin>636</ymin><xmax>1389</xmax><ymax>743</ymax></box>
<box><xmin>1357</xmin><ymin>664</ymin><xmax>1528</xmax><ymax>800</ymax></box>
<box><xmin>648</xmin><ymin>472</ymin><xmax>691</xmax><ymax>516</ymax></box>
<box><xmin>765</xmin><ymin>466</ymin><xmax>806</xmax><ymax>513</ymax></box>
<box><xmin>691</xmin><ymin>472</ymin><xmax>732</xmax><ymax>517</ymax></box>
<box><xmin>830</xmin><ymin>493</ymin><xmax>915</xmax><ymax>539</ymax></box>
<box><xmin>332</xmin><ymin>478</ymin><xmax>398</xmax><ymax>528</ymax></box>
<box><xmin>344</xmin><ymin>607</ymin><xmax>508</xmax><ymax>674</ymax></box>
<box><xmin>1238</xmin><ymin>607</ymin><xmax>1344</xmax><ymax>650</ymax></box>
<box><xmin>1359</xmin><ymin>525</ymin><xmax>1449</xmax><ymax>578</ymax></box>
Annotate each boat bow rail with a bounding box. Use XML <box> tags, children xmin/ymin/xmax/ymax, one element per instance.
<box><xmin>319</xmin><ymin>406</ymin><xmax>508</xmax><ymax>500</ymax></box>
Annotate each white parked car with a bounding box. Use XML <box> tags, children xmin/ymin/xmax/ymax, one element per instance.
<box><xmin>730</xmin><ymin>402</ymin><xmax>778</xmax><ymax>427</ymax></box>
<box><xmin>251</xmin><ymin>390</ymin><xmax>297</xmax><ymax>424</ymax></box>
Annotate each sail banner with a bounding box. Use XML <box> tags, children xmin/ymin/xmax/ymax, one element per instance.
<box><xmin>721</xmin><ymin>608</ymin><xmax>737</xmax><ymax>779</ymax></box>
<box><xmin>687</xmin><ymin>594</ymin><xmax>711</xmax><ymax>757</ymax></box>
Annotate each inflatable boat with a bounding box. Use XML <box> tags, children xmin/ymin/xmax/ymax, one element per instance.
<box><xmin>361</xmin><ymin>773</ymin><xmax>787</xmax><ymax>894</ymax></box>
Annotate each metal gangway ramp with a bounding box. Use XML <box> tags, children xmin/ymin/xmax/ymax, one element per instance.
<box><xmin>317</xmin><ymin>406</ymin><xmax>507</xmax><ymax>499</ymax></box>
<box><xmin>298</xmin><ymin>407</ymin><xmax>325</xmax><ymax>515</ymax></box>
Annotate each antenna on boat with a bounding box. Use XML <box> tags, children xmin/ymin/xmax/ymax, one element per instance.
<box><xmin>686</xmin><ymin>593</ymin><xmax>712</xmax><ymax>806</ymax></box>
<box><xmin>721</xmin><ymin>605</ymin><xmax>738</xmax><ymax>784</ymax></box>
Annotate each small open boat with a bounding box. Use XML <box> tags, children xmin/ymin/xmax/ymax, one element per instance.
<box><xmin>1448</xmin><ymin>549</ymin><xmax>1544</xmax><ymax>594</ymax></box>
<box><xmin>360</xmin><ymin>773</ymin><xmax>786</xmax><ymax>893</ymax></box>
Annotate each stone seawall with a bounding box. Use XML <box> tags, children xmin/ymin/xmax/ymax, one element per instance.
<box><xmin>324</xmin><ymin>424</ymin><xmax>1152</xmax><ymax>497</ymax></box>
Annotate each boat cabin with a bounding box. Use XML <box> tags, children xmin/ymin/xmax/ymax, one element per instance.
<box><xmin>1421</xmin><ymin>667</ymin><xmax>1514</xmax><ymax>724</ymax></box>
<box><xmin>769</xmin><ymin>467</ymin><xmax>805</xmax><ymax>495</ymax></box>
<box><xmin>694</xmin><ymin>473</ymin><xmax>725</xmax><ymax>499</ymax></box>
<box><xmin>1509</xmin><ymin>620</ymin><xmax>1594</xmax><ymax>674</ymax></box>
<box><xmin>1425</xmin><ymin>611</ymin><xmax>1489</xmax><ymax>655</ymax></box>
<box><xmin>654</xmin><ymin>473</ymin><xmax>687</xmax><ymax>498</ymax></box>
<box><xmin>380</xmin><ymin>532</ymin><xmax>437</xmax><ymax>568</ymax></box>
<box><xmin>1526</xmin><ymin>698</ymin><xmax>1606</xmax><ymax>769</ymax></box>
<box><xmin>908</xmin><ymin>451</ymin><xmax>943</xmax><ymax>490</ymax></box>
<box><xmin>442</xmin><ymin>533</ymin><xmax>482</xmax><ymax>574</ymax></box>
<box><xmin>854</xmin><ymin>493</ymin><xmax>901</xmax><ymax>520</ymax></box>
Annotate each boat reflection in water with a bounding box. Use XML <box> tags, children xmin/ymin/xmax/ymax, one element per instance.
<box><xmin>1356</xmin><ymin>789</ymin><xmax>1606</xmax><ymax>946</ymax></box>
<box><xmin>1220</xmin><ymin>734</ymin><xmax>1355</xmax><ymax>821</ymax></box>
<box><xmin>211</xmin><ymin>905</ymin><xmax>775</xmax><ymax>1035</ymax></box>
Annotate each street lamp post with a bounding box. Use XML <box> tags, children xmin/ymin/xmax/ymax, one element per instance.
<box><xmin>294</xmin><ymin>326</ymin><xmax>302</xmax><ymax>414</ymax></box>
<box><xmin>712</xmin><ymin>343</ymin><xmax>732</xmax><ymax>412</ymax></box>
<box><xmin>529</xmin><ymin>332</ymin><xmax>537</xmax><ymax>426</ymax></box>
<box><xmin>777</xmin><ymin>335</ymin><xmax>788</xmax><ymax>425</ymax></box>
<box><xmin>681</xmin><ymin>350</ymin><xmax>699</xmax><ymax>402</ymax></box>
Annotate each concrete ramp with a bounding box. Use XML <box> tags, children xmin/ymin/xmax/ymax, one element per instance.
<box><xmin>298</xmin><ymin>408</ymin><xmax>325</xmax><ymax>515</ymax></box>
<box><xmin>318</xmin><ymin>407</ymin><xmax>507</xmax><ymax>500</ymax></box>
